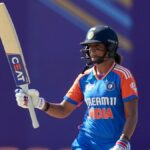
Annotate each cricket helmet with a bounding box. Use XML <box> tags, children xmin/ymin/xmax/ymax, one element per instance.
<box><xmin>80</xmin><ymin>25</ymin><xmax>119</xmax><ymax>65</ymax></box>
<box><xmin>80</xmin><ymin>25</ymin><xmax>118</xmax><ymax>52</ymax></box>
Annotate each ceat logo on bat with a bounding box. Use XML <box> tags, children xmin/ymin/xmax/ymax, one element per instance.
<box><xmin>7</xmin><ymin>54</ymin><xmax>29</xmax><ymax>85</ymax></box>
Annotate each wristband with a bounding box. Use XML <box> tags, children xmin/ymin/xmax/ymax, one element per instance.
<box><xmin>116</xmin><ymin>139</ymin><xmax>129</xmax><ymax>149</ymax></box>
<box><xmin>43</xmin><ymin>101</ymin><xmax>50</xmax><ymax>112</ymax></box>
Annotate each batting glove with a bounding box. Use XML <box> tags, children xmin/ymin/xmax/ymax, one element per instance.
<box><xmin>110</xmin><ymin>139</ymin><xmax>130</xmax><ymax>150</ymax></box>
<box><xmin>15</xmin><ymin>89</ymin><xmax>45</xmax><ymax>110</ymax></box>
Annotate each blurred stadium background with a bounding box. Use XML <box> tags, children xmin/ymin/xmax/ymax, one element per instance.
<box><xmin>0</xmin><ymin>0</ymin><xmax>149</xmax><ymax>150</ymax></box>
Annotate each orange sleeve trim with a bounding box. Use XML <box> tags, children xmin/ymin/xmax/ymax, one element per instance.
<box><xmin>65</xmin><ymin>68</ymin><xmax>93</xmax><ymax>104</ymax></box>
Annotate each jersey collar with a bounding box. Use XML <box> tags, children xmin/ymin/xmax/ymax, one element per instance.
<box><xmin>93</xmin><ymin>62</ymin><xmax>116</xmax><ymax>80</ymax></box>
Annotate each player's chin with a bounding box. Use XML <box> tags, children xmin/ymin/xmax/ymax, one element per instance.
<box><xmin>91</xmin><ymin>57</ymin><xmax>99</xmax><ymax>62</ymax></box>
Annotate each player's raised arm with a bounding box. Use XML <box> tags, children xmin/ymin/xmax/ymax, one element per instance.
<box><xmin>15</xmin><ymin>74</ymin><xmax>84</xmax><ymax>118</ymax></box>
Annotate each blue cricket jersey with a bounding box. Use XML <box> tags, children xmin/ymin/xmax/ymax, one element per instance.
<box><xmin>64</xmin><ymin>62</ymin><xmax>138</xmax><ymax>142</ymax></box>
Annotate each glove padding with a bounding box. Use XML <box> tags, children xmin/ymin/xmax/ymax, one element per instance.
<box><xmin>15</xmin><ymin>89</ymin><xmax>45</xmax><ymax>110</ymax></box>
<box><xmin>110</xmin><ymin>139</ymin><xmax>130</xmax><ymax>150</ymax></box>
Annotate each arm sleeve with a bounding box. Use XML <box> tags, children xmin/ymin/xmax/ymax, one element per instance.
<box><xmin>64</xmin><ymin>74</ymin><xmax>84</xmax><ymax>106</ymax></box>
<box><xmin>121</xmin><ymin>71</ymin><xmax>138</xmax><ymax>102</ymax></box>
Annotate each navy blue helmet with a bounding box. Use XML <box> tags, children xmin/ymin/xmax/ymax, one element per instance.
<box><xmin>80</xmin><ymin>25</ymin><xmax>118</xmax><ymax>52</ymax></box>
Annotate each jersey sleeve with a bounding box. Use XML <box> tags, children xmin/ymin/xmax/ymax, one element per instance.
<box><xmin>121</xmin><ymin>71</ymin><xmax>138</xmax><ymax>102</ymax></box>
<box><xmin>64</xmin><ymin>74</ymin><xmax>84</xmax><ymax>106</ymax></box>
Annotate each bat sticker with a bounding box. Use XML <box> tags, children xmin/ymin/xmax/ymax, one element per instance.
<box><xmin>7</xmin><ymin>54</ymin><xmax>30</xmax><ymax>85</ymax></box>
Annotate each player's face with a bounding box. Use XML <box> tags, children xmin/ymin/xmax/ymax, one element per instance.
<box><xmin>88</xmin><ymin>43</ymin><xmax>107</xmax><ymax>62</ymax></box>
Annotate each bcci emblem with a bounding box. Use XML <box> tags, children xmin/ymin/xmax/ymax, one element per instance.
<box><xmin>87</xmin><ymin>31</ymin><xmax>94</xmax><ymax>39</ymax></box>
<box><xmin>106</xmin><ymin>82</ymin><xmax>115</xmax><ymax>91</ymax></box>
<box><xmin>87</xmin><ymin>27</ymin><xmax>96</xmax><ymax>40</ymax></box>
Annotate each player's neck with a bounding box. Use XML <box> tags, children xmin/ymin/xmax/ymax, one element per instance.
<box><xmin>95</xmin><ymin>59</ymin><xmax>114</xmax><ymax>75</ymax></box>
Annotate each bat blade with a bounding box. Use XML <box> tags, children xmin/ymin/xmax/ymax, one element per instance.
<box><xmin>0</xmin><ymin>3</ymin><xmax>30</xmax><ymax>86</ymax></box>
<box><xmin>0</xmin><ymin>3</ymin><xmax>39</xmax><ymax>128</ymax></box>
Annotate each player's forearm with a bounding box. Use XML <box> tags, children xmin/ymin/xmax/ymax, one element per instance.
<box><xmin>42</xmin><ymin>102</ymin><xmax>71</xmax><ymax>118</ymax></box>
<box><xmin>121</xmin><ymin>114</ymin><xmax>138</xmax><ymax>140</ymax></box>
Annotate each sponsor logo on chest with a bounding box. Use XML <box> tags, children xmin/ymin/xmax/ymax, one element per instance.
<box><xmin>85</xmin><ymin>83</ymin><xmax>95</xmax><ymax>91</ymax></box>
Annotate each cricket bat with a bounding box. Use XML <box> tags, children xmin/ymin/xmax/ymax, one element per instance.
<box><xmin>0</xmin><ymin>3</ymin><xmax>39</xmax><ymax>128</ymax></box>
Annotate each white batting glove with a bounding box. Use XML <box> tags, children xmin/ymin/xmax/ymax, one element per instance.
<box><xmin>15</xmin><ymin>89</ymin><xmax>45</xmax><ymax>110</ymax></box>
<box><xmin>109</xmin><ymin>139</ymin><xmax>130</xmax><ymax>150</ymax></box>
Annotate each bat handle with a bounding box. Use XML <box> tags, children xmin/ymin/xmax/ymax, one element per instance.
<box><xmin>27</xmin><ymin>96</ymin><xmax>39</xmax><ymax>128</ymax></box>
<box><xmin>20</xmin><ymin>85</ymin><xmax>39</xmax><ymax>129</ymax></box>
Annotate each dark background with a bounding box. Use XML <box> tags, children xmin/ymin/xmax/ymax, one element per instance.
<box><xmin>0</xmin><ymin>0</ymin><xmax>149</xmax><ymax>150</ymax></box>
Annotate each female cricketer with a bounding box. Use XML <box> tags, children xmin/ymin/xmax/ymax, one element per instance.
<box><xmin>15</xmin><ymin>25</ymin><xmax>138</xmax><ymax>150</ymax></box>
